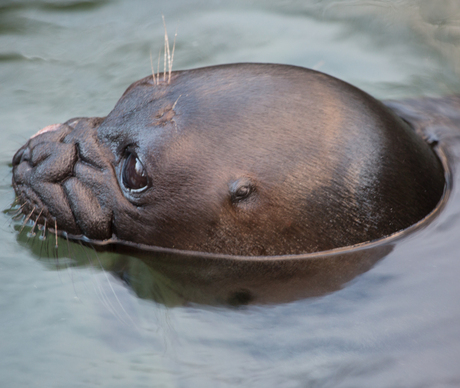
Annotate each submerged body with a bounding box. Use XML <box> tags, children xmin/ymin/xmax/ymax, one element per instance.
<box><xmin>11</xmin><ymin>63</ymin><xmax>445</xmax><ymax>255</ymax></box>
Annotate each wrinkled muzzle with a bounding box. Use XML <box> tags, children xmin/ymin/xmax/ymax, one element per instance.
<box><xmin>12</xmin><ymin>117</ymin><xmax>115</xmax><ymax>241</ymax></box>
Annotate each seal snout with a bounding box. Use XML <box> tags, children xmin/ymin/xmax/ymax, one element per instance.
<box><xmin>12</xmin><ymin>117</ymin><xmax>114</xmax><ymax>241</ymax></box>
<box><xmin>12</xmin><ymin>123</ymin><xmax>69</xmax><ymax>169</ymax></box>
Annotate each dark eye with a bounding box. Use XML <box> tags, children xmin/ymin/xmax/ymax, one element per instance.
<box><xmin>122</xmin><ymin>152</ymin><xmax>148</xmax><ymax>191</ymax></box>
<box><xmin>230</xmin><ymin>178</ymin><xmax>255</xmax><ymax>203</ymax></box>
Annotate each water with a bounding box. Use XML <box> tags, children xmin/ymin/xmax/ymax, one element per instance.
<box><xmin>2</xmin><ymin>1</ymin><xmax>460</xmax><ymax>387</ymax></box>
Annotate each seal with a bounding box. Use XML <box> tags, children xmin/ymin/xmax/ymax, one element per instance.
<box><xmin>11</xmin><ymin>63</ymin><xmax>445</xmax><ymax>256</ymax></box>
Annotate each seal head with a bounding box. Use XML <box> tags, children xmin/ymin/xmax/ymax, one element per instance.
<box><xmin>12</xmin><ymin>64</ymin><xmax>445</xmax><ymax>255</ymax></box>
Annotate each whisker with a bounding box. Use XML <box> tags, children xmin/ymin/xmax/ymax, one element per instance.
<box><xmin>53</xmin><ymin>230</ymin><xmax>59</xmax><ymax>268</ymax></box>
<box><xmin>65</xmin><ymin>234</ymin><xmax>72</xmax><ymax>258</ymax></box>
<box><xmin>10</xmin><ymin>209</ymin><xmax>23</xmax><ymax>218</ymax></box>
<box><xmin>150</xmin><ymin>50</ymin><xmax>156</xmax><ymax>85</ymax></box>
<box><xmin>54</xmin><ymin>219</ymin><xmax>58</xmax><ymax>249</ymax></box>
<box><xmin>16</xmin><ymin>202</ymin><xmax>26</xmax><ymax>210</ymax></box>
<box><xmin>10</xmin><ymin>203</ymin><xmax>25</xmax><ymax>216</ymax></box>
<box><xmin>8</xmin><ymin>204</ymin><xmax>26</xmax><ymax>227</ymax></box>
<box><xmin>169</xmin><ymin>29</ymin><xmax>177</xmax><ymax>84</ymax></box>
<box><xmin>48</xmin><ymin>229</ymin><xmax>61</xmax><ymax>272</ymax></box>
<box><xmin>19</xmin><ymin>207</ymin><xmax>35</xmax><ymax>233</ymax></box>
<box><xmin>5</xmin><ymin>204</ymin><xmax>25</xmax><ymax>228</ymax></box>
<box><xmin>11</xmin><ymin>211</ymin><xmax>24</xmax><ymax>220</ymax></box>
<box><xmin>162</xmin><ymin>15</ymin><xmax>171</xmax><ymax>84</ymax></box>
<box><xmin>40</xmin><ymin>219</ymin><xmax>47</xmax><ymax>240</ymax></box>
<box><xmin>163</xmin><ymin>30</ymin><xmax>167</xmax><ymax>83</ymax></box>
<box><xmin>38</xmin><ymin>228</ymin><xmax>45</xmax><ymax>261</ymax></box>
<box><xmin>157</xmin><ymin>48</ymin><xmax>161</xmax><ymax>85</ymax></box>
<box><xmin>29</xmin><ymin>208</ymin><xmax>43</xmax><ymax>237</ymax></box>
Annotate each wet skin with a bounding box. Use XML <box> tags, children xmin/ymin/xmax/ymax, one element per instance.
<box><xmin>12</xmin><ymin>63</ymin><xmax>445</xmax><ymax>256</ymax></box>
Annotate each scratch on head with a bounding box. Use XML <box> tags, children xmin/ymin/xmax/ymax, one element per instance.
<box><xmin>172</xmin><ymin>94</ymin><xmax>182</xmax><ymax>110</ymax></box>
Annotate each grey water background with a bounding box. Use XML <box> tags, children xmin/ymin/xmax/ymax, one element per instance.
<box><xmin>2</xmin><ymin>0</ymin><xmax>460</xmax><ymax>387</ymax></box>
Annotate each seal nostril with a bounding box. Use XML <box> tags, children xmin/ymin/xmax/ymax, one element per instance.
<box><xmin>21</xmin><ymin>147</ymin><xmax>31</xmax><ymax>164</ymax></box>
<box><xmin>12</xmin><ymin>147</ymin><xmax>30</xmax><ymax>166</ymax></box>
<box><xmin>12</xmin><ymin>150</ymin><xmax>23</xmax><ymax>167</ymax></box>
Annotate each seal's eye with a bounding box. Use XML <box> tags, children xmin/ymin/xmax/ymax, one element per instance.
<box><xmin>122</xmin><ymin>152</ymin><xmax>148</xmax><ymax>191</ymax></box>
<box><xmin>230</xmin><ymin>178</ymin><xmax>256</xmax><ymax>203</ymax></box>
<box><xmin>234</xmin><ymin>185</ymin><xmax>252</xmax><ymax>200</ymax></box>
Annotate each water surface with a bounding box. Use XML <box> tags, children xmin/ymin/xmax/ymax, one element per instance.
<box><xmin>1</xmin><ymin>1</ymin><xmax>460</xmax><ymax>387</ymax></box>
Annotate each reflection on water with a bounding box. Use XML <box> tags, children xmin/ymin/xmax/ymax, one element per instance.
<box><xmin>2</xmin><ymin>1</ymin><xmax>460</xmax><ymax>387</ymax></box>
<box><xmin>13</xmin><ymin>227</ymin><xmax>393</xmax><ymax>306</ymax></box>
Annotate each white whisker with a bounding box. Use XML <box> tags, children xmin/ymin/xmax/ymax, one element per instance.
<box><xmin>157</xmin><ymin>48</ymin><xmax>161</xmax><ymax>84</ymax></box>
<box><xmin>169</xmin><ymin>29</ymin><xmax>177</xmax><ymax>84</ymax></box>
<box><xmin>150</xmin><ymin>50</ymin><xmax>156</xmax><ymax>85</ymax></box>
